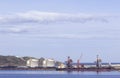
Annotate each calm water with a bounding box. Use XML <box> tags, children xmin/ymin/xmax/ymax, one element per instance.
<box><xmin>0</xmin><ymin>70</ymin><xmax>120</xmax><ymax>78</ymax></box>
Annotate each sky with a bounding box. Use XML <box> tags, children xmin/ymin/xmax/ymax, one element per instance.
<box><xmin>0</xmin><ymin>0</ymin><xmax>120</xmax><ymax>63</ymax></box>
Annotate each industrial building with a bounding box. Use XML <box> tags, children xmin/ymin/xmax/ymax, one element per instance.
<box><xmin>26</xmin><ymin>58</ymin><xmax>39</xmax><ymax>67</ymax></box>
<box><xmin>43</xmin><ymin>59</ymin><xmax>55</xmax><ymax>67</ymax></box>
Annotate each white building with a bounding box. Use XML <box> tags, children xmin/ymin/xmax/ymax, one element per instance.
<box><xmin>27</xmin><ymin>59</ymin><xmax>39</xmax><ymax>67</ymax></box>
<box><xmin>57</xmin><ymin>63</ymin><xmax>66</xmax><ymax>68</ymax></box>
<box><xmin>43</xmin><ymin>59</ymin><xmax>55</xmax><ymax>67</ymax></box>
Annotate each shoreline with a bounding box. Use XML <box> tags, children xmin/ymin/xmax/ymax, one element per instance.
<box><xmin>0</xmin><ymin>67</ymin><xmax>119</xmax><ymax>72</ymax></box>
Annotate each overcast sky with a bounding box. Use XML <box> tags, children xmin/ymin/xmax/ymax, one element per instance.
<box><xmin>0</xmin><ymin>0</ymin><xmax>120</xmax><ymax>63</ymax></box>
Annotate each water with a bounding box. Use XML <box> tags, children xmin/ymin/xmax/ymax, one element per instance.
<box><xmin>0</xmin><ymin>70</ymin><xmax>120</xmax><ymax>78</ymax></box>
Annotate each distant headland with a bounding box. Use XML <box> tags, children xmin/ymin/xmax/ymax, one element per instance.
<box><xmin>0</xmin><ymin>55</ymin><xmax>120</xmax><ymax>72</ymax></box>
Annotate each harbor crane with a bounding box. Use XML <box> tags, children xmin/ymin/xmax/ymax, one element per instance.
<box><xmin>77</xmin><ymin>53</ymin><xmax>83</xmax><ymax>68</ymax></box>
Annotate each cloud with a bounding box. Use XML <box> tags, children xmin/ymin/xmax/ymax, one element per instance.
<box><xmin>0</xmin><ymin>11</ymin><xmax>108</xmax><ymax>25</ymax></box>
<box><xmin>0</xmin><ymin>27</ymin><xmax>118</xmax><ymax>39</ymax></box>
<box><xmin>0</xmin><ymin>28</ymin><xmax>28</xmax><ymax>34</ymax></box>
<box><xmin>26</xmin><ymin>34</ymin><xmax>115</xmax><ymax>39</ymax></box>
<box><xmin>0</xmin><ymin>11</ymin><xmax>113</xmax><ymax>39</ymax></box>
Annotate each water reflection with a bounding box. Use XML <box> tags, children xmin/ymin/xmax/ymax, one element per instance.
<box><xmin>0</xmin><ymin>70</ymin><xmax>119</xmax><ymax>75</ymax></box>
